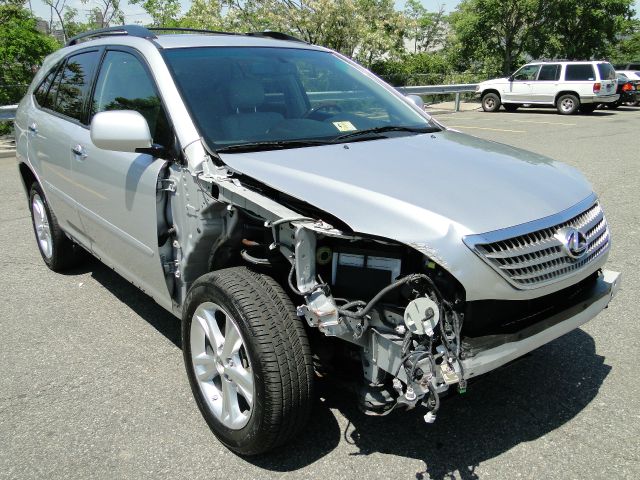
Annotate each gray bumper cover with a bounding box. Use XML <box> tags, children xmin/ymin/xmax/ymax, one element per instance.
<box><xmin>461</xmin><ymin>269</ymin><xmax>621</xmax><ymax>379</ymax></box>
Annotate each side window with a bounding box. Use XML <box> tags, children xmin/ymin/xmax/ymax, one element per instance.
<box><xmin>91</xmin><ymin>50</ymin><xmax>171</xmax><ymax>147</ymax></box>
<box><xmin>33</xmin><ymin>64</ymin><xmax>60</xmax><ymax>109</ymax></box>
<box><xmin>537</xmin><ymin>64</ymin><xmax>560</xmax><ymax>81</ymax></box>
<box><xmin>513</xmin><ymin>65</ymin><xmax>540</xmax><ymax>81</ymax></box>
<box><xmin>52</xmin><ymin>51</ymin><xmax>100</xmax><ymax>122</ymax></box>
<box><xmin>564</xmin><ymin>64</ymin><xmax>596</xmax><ymax>81</ymax></box>
<box><xmin>629</xmin><ymin>63</ymin><xmax>640</xmax><ymax>70</ymax></box>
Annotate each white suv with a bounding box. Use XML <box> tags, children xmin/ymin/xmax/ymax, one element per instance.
<box><xmin>477</xmin><ymin>61</ymin><xmax>619</xmax><ymax>114</ymax></box>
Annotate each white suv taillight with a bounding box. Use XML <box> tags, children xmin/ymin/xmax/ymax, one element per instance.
<box><xmin>593</xmin><ymin>82</ymin><xmax>602</xmax><ymax>93</ymax></box>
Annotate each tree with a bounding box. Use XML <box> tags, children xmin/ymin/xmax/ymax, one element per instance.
<box><xmin>180</xmin><ymin>0</ymin><xmax>222</xmax><ymax>29</ymax></box>
<box><xmin>130</xmin><ymin>0</ymin><xmax>181</xmax><ymax>26</ymax></box>
<box><xmin>449</xmin><ymin>0</ymin><xmax>541</xmax><ymax>76</ymax></box>
<box><xmin>531</xmin><ymin>0</ymin><xmax>635</xmax><ymax>60</ymax></box>
<box><xmin>0</xmin><ymin>4</ymin><xmax>58</xmax><ymax>108</ymax></box>
<box><xmin>404</xmin><ymin>0</ymin><xmax>447</xmax><ymax>53</ymax></box>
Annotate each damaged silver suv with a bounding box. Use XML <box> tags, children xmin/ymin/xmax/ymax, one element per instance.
<box><xmin>15</xmin><ymin>26</ymin><xmax>620</xmax><ymax>455</ymax></box>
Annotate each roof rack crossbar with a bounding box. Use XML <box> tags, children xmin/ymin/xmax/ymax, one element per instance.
<box><xmin>147</xmin><ymin>27</ymin><xmax>241</xmax><ymax>36</ymax></box>
<box><xmin>67</xmin><ymin>25</ymin><xmax>156</xmax><ymax>46</ymax></box>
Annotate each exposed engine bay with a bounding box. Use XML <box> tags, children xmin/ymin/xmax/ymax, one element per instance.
<box><xmin>164</xmin><ymin>163</ymin><xmax>474</xmax><ymax>424</ymax></box>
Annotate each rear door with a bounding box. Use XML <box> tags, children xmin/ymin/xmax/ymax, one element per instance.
<box><xmin>530</xmin><ymin>64</ymin><xmax>561</xmax><ymax>103</ymax></box>
<box><xmin>70</xmin><ymin>47</ymin><xmax>174</xmax><ymax>308</ymax></box>
<box><xmin>596</xmin><ymin>62</ymin><xmax>617</xmax><ymax>97</ymax></box>
<box><xmin>27</xmin><ymin>50</ymin><xmax>101</xmax><ymax>243</ymax></box>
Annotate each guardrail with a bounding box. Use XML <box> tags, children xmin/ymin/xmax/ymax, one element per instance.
<box><xmin>0</xmin><ymin>83</ymin><xmax>479</xmax><ymax>121</ymax></box>
<box><xmin>396</xmin><ymin>84</ymin><xmax>479</xmax><ymax>112</ymax></box>
<box><xmin>0</xmin><ymin>104</ymin><xmax>18</xmax><ymax>122</ymax></box>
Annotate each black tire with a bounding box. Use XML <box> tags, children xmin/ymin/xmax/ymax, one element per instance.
<box><xmin>556</xmin><ymin>94</ymin><xmax>579</xmax><ymax>115</ymax></box>
<box><xmin>28</xmin><ymin>182</ymin><xmax>83</xmax><ymax>271</ymax></box>
<box><xmin>482</xmin><ymin>92</ymin><xmax>501</xmax><ymax>112</ymax></box>
<box><xmin>579</xmin><ymin>104</ymin><xmax>597</xmax><ymax>114</ymax></box>
<box><xmin>182</xmin><ymin>267</ymin><xmax>314</xmax><ymax>455</ymax></box>
<box><xmin>503</xmin><ymin>103</ymin><xmax>520</xmax><ymax>112</ymax></box>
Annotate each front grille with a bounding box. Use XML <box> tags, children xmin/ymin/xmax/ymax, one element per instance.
<box><xmin>467</xmin><ymin>201</ymin><xmax>610</xmax><ymax>289</ymax></box>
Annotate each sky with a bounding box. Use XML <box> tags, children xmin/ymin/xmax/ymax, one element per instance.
<box><xmin>29</xmin><ymin>0</ymin><xmax>640</xmax><ymax>28</ymax></box>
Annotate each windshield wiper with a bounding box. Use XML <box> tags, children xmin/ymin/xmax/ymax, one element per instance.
<box><xmin>332</xmin><ymin>125</ymin><xmax>440</xmax><ymax>143</ymax></box>
<box><xmin>215</xmin><ymin>139</ymin><xmax>331</xmax><ymax>153</ymax></box>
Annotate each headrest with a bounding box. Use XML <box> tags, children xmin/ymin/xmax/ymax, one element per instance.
<box><xmin>228</xmin><ymin>78</ymin><xmax>265</xmax><ymax>111</ymax></box>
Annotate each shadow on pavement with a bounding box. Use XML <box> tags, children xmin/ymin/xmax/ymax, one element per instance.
<box><xmin>77</xmin><ymin>257</ymin><xmax>610</xmax><ymax>478</ymax></box>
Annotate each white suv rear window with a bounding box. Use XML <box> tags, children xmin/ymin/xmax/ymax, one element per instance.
<box><xmin>565</xmin><ymin>64</ymin><xmax>595</xmax><ymax>81</ymax></box>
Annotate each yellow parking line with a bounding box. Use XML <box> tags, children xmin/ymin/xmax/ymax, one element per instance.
<box><xmin>447</xmin><ymin>125</ymin><xmax>525</xmax><ymax>133</ymax></box>
<box><xmin>512</xmin><ymin>119</ymin><xmax>576</xmax><ymax>126</ymax></box>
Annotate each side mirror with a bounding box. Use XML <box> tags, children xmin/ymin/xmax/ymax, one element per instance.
<box><xmin>508</xmin><ymin>75</ymin><xmax>515</xmax><ymax>82</ymax></box>
<box><xmin>90</xmin><ymin>110</ymin><xmax>152</xmax><ymax>153</ymax></box>
<box><xmin>406</xmin><ymin>94</ymin><xmax>425</xmax><ymax>110</ymax></box>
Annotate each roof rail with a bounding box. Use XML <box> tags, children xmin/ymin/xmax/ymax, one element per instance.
<box><xmin>147</xmin><ymin>27</ymin><xmax>240</xmax><ymax>36</ymax></box>
<box><xmin>67</xmin><ymin>25</ymin><xmax>156</xmax><ymax>46</ymax></box>
<box><xmin>246</xmin><ymin>31</ymin><xmax>307</xmax><ymax>43</ymax></box>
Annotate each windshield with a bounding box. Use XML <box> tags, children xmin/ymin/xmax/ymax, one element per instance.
<box><xmin>163</xmin><ymin>47</ymin><xmax>437</xmax><ymax>152</ymax></box>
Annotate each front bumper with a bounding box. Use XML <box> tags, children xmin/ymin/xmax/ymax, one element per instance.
<box><xmin>461</xmin><ymin>269</ymin><xmax>621</xmax><ymax>379</ymax></box>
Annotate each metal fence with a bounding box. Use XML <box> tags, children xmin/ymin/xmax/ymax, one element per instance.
<box><xmin>0</xmin><ymin>83</ymin><xmax>480</xmax><ymax>123</ymax></box>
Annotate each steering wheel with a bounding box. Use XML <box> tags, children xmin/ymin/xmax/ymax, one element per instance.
<box><xmin>303</xmin><ymin>102</ymin><xmax>343</xmax><ymax>119</ymax></box>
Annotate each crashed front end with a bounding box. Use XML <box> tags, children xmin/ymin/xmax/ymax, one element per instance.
<box><xmin>200</xmin><ymin>168</ymin><xmax>620</xmax><ymax>424</ymax></box>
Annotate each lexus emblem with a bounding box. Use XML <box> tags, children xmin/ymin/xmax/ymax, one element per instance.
<box><xmin>555</xmin><ymin>227</ymin><xmax>588</xmax><ymax>259</ymax></box>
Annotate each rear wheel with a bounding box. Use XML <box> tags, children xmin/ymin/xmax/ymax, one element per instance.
<box><xmin>482</xmin><ymin>92</ymin><xmax>501</xmax><ymax>112</ymax></box>
<box><xmin>29</xmin><ymin>182</ymin><xmax>83</xmax><ymax>271</ymax></box>
<box><xmin>556</xmin><ymin>94</ymin><xmax>579</xmax><ymax>115</ymax></box>
<box><xmin>182</xmin><ymin>267</ymin><xmax>314</xmax><ymax>455</ymax></box>
<box><xmin>503</xmin><ymin>103</ymin><xmax>520</xmax><ymax>112</ymax></box>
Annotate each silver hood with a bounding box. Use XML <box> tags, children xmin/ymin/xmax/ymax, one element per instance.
<box><xmin>219</xmin><ymin>130</ymin><xmax>596</xmax><ymax>300</ymax></box>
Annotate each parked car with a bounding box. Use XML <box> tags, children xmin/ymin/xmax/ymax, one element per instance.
<box><xmin>476</xmin><ymin>60</ymin><xmax>619</xmax><ymax>114</ymax></box>
<box><xmin>614</xmin><ymin>62</ymin><xmax>640</xmax><ymax>71</ymax></box>
<box><xmin>15</xmin><ymin>26</ymin><xmax>620</xmax><ymax>455</ymax></box>
<box><xmin>616</xmin><ymin>70</ymin><xmax>640</xmax><ymax>105</ymax></box>
<box><xmin>605</xmin><ymin>74</ymin><xmax>639</xmax><ymax>108</ymax></box>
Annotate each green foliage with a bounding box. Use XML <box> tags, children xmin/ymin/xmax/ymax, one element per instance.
<box><xmin>130</xmin><ymin>0</ymin><xmax>181</xmax><ymax>26</ymax></box>
<box><xmin>0</xmin><ymin>4</ymin><xmax>59</xmax><ymax>105</ymax></box>
<box><xmin>530</xmin><ymin>0</ymin><xmax>635</xmax><ymax>60</ymax></box>
<box><xmin>610</xmin><ymin>20</ymin><xmax>640</xmax><ymax>63</ymax></box>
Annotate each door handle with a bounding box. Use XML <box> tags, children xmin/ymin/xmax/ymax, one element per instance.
<box><xmin>28</xmin><ymin>123</ymin><xmax>37</xmax><ymax>134</ymax></box>
<box><xmin>72</xmin><ymin>144</ymin><xmax>88</xmax><ymax>159</ymax></box>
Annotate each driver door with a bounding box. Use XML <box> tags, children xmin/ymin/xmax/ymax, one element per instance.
<box><xmin>504</xmin><ymin>65</ymin><xmax>540</xmax><ymax>102</ymax></box>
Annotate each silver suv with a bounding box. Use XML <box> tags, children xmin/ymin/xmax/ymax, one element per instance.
<box><xmin>15</xmin><ymin>26</ymin><xmax>620</xmax><ymax>455</ymax></box>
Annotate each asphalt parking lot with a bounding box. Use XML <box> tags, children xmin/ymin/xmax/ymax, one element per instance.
<box><xmin>1</xmin><ymin>106</ymin><xmax>639</xmax><ymax>480</ymax></box>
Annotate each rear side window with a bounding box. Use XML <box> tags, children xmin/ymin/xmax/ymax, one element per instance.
<box><xmin>537</xmin><ymin>64</ymin><xmax>561</xmax><ymax>81</ymax></box>
<box><xmin>90</xmin><ymin>50</ymin><xmax>171</xmax><ymax>147</ymax></box>
<box><xmin>630</xmin><ymin>63</ymin><xmax>640</xmax><ymax>70</ymax></box>
<box><xmin>51</xmin><ymin>51</ymin><xmax>100</xmax><ymax>122</ymax></box>
<box><xmin>597</xmin><ymin>63</ymin><xmax>616</xmax><ymax>80</ymax></box>
<box><xmin>564</xmin><ymin>64</ymin><xmax>596</xmax><ymax>81</ymax></box>
<box><xmin>33</xmin><ymin>64</ymin><xmax>60</xmax><ymax>109</ymax></box>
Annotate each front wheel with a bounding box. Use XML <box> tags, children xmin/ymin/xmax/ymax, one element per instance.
<box><xmin>556</xmin><ymin>94</ymin><xmax>580</xmax><ymax>115</ymax></box>
<box><xmin>482</xmin><ymin>93</ymin><xmax>501</xmax><ymax>112</ymax></box>
<box><xmin>182</xmin><ymin>267</ymin><xmax>314</xmax><ymax>455</ymax></box>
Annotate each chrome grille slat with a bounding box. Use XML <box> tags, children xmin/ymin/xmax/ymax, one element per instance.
<box><xmin>467</xmin><ymin>201</ymin><xmax>610</xmax><ymax>289</ymax></box>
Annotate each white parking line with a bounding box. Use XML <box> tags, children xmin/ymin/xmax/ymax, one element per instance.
<box><xmin>511</xmin><ymin>119</ymin><xmax>576</xmax><ymax>126</ymax></box>
<box><xmin>447</xmin><ymin>125</ymin><xmax>526</xmax><ymax>133</ymax></box>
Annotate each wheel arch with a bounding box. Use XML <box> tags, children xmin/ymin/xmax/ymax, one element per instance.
<box><xmin>18</xmin><ymin>162</ymin><xmax>39</xmax><ymax>196</ymax></box>
<box><xmin>481</xmin><ymin>89</ymin><xmax>501</xmax><ymax>100</ymax></box>
<box><xmin>554</xmin><ymin>90</ymin><xmax>580</xmax><ymax>104</ymax></box>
